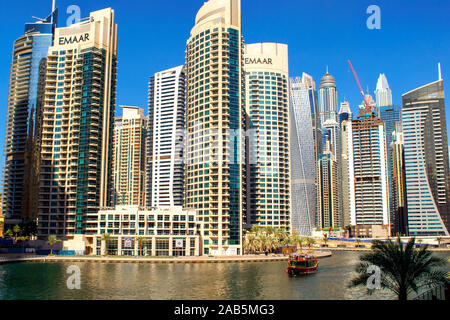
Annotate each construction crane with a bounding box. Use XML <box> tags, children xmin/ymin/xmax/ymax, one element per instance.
<box><xmin>347</xmin><ymin>60</ymin><xmax>373</xmax><ymax>113</ymax></box>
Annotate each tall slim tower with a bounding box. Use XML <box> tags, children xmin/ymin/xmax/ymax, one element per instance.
<box><xmin>38</xmin><ymin>8</ymin><xmax>118</xmax><ymax>237</ymax></box>
<box><xmin>378</xmin><ymin>105</ymin><xmax>401</xmax><ymax>233</ymax></box>
<box><xmin>113</xmin><ymin>106</ymin><xmax>147</xmax><ymax>207</ymax></box>
<box><xmin>390</xmin><ymin>123</ymin><xmax>408</xmax><ymax>236</ymax></box>
<box><xmin>185</xmin><ymin>0</ymin><xmax>245</xmax><ymax>255</ymax></box>
<box><xmin>318</xmin><ymin>71</ymin><xmax>338</xmax><ymax>124</ymax></box>
<box><xmin>2</xmin><ymin>6</ymin><xmax>57</xmax><ymax>224</ymax></box>
<box><xmin>244</xmin><ymin>42</ymin><xmax>290</xmax><ymax>231</ymax></box>
<box><xmin>147</xmin><ymin>66</ymin><xmax>186</xmax><ymax>207</ymax></box>
<box><xmin>402</xmin><ymin>72</ymin><xmax>450</xmax><ymax>236</ymax></box>
<box><xmin>317</xmin><ymin>150</ymin><xmax>340</xmax><ymax>229</ymax></box>
<box><xmin>374</xmin><ymin>73</ymin><xmax>393</xmax><ymax>108</ymax></box>
<box><xmin>290</xmin><ymin>75</ymin><xmax>317</xmax><ymax>235</ymax></box>
<box><xmin>346</xmin><ymin>109</ymin><xmax>390</xmax><ymax>238</ymax></box>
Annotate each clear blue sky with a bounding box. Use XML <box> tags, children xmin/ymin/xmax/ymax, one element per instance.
<box><xmin>0</xmin><ymin>0</ymin><xmax>449</xmax><ymax>174</ymax></box>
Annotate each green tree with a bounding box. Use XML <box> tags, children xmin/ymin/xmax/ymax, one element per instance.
<box><xmin>417</xmin><ymin>239</ymin><xmax>423</xmax><ymax>248</ymax></box>
<box><xmin>322</xmin><ymin>234</ymin><xmax>329</xmax><ymax>247</ymax></box>
<box><xmin>46</xmin><ymin>235</ymin><xmax>61</xmax><ymax>255</ymax></box>
<box><xmin>4</xmin><ymin>229</ymin><xmax>13</xmax><ymax>239</ymax></box>
<box><xmin>12</xmin><ymin>225</ymin><xmax>21</xmax><ymax>241</ymax></box>
<box><xmin>305</xmin><ymin>237</ymin><xmax>316</xmax><ymax>249</ymax></box>
<box><xmin>136</xmin><ymin>237</ymin><xmax>146</xmax><ymax>256</ymax></box>
<box><xmin>435</xmin><ymin>237</ymin><xmax>442</xmax><ymax>248</ymax></box>
<box><xmin>349</xmin><ymin>237</ymin><xmax>447</xmax><ymax>300</ymax></box>
<box><xmin>101</xmin><ymin>233</ymin><xmax>112</xmax><ymax>256</ymax></box>
<box><xmin>355</xmin><ymin>238</ymin><xmax>362</xmax><ymax>247</ymax></box>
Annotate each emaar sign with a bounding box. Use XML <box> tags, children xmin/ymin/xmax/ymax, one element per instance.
<box><xmin>58</xmin><ymin>33</ymin><xmax>90</xmax><ymax>45</ymax></box>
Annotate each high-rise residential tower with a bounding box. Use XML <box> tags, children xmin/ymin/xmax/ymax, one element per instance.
<box><xmin>185</xmin><ymin>0</ymin><xmax>245</xmax><ymax>255</ymax></box>
<box><xmin>318</xmin><ymin>70</ymin><xmax>338</xmax><ymax>124</ymax></box>
<box><xmin>378</xmin><ymin>104</ymin><xmax>401</xmax><ymax>233</ymax></box>
<box><xmin>2</xmin><ymin>6</ymin><xmax>57</xmax><ymax>224</ymax></box>
<box><xmin>317</xmin><ymin>150</ymin><xmax>340</xmax><ymax>229</ymax></box>
<box><xmin>402</xmin><ymin>71</ymin><xmax>450</xmax><ymax>236</ymax></box>
<box><xmin>244</xmin><ymin>42</ymin><xmax>290</xmax><ymax>231</ymax></box>
<box><xmin>146</xmin><ymin>66</ymin><xmax>186</xmax><ymax>207</ymax></box>
<box><xmin>38</xmin><ymin>8</ymin><xmax>118</xmax><ymax>237</ymax></box>
<box><xmin>390</xmin><ymin>124</ymin><xmax>408</xmax><ymax>236</ymax></box>
<box><xmin>346</xmin><ymin>109</ymin><xmax>390</xmax><ymax>238</ymax></box>
<box><xmin>375</xmin><ymin>73</ymin><xmax>393</xmax><ymax>108</ymax></box>
<box><xmin>113</xmin><ymin>106</ymin><xmax>147</xmax><ymax>207</ymax></box>
<box><xmin>290</xmin><ymin>75</ymin><xmax>317</xmax><ymax>235</ymax></box>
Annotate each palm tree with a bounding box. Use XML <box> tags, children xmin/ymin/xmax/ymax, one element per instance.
<box><xmin>355</xmin><ymin>238</ymin><xmax>362</xmax><ymax>248</ymax></box>
<box><xmin>322</xmin><ymin>234</ymin><xmax>329</xmax><ymax>247</ymax></box>
<box><xmin>136</xmin><ymin>237</ymin><xmax>146</xmax><ymax>256</ymax></box>
<box><xmin>47</xmin><ymin>235</ymin><xmax>61</xmax><ymax>255</ymax></box>
<box><xmin>4</xmin><ymin>229</ymin><xmax>13</xmax><ymax>239</ymax></box>
<box><xmin>274</xmin><ymin>228</ymin><xmax>289</xmax><ymax>244</ymax></box>
<box><xmin>349</xmin><ymin>237</ymin><xmax>447</xmax><ymax>300</ymax></box>
<box><xmin>12</xmin><ymin>225</ymin><xmax>21</xmax><ymax>241</ymax></box>
<box><xmin>417</xmin><ymin>239</ymin><xmax>423</xmax><ymax>248</ymax></box>
<box><xmin>435</xmin><ymin>237</ymin><xmax>442</xmax><ymax>248</ymax></box>
<box><xmin>305</xmin><ymin>237</ymin><xmax>316</xmax><ymax>249</ymax></box>
<box><xmin>101</xmin><ymin>233</ymin><xmax>112</xmax><ymax>256</ymax></box>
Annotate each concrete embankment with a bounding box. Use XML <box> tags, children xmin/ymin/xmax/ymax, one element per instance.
<box><xmin>0</xmin><ymin>251</ymin><xmax>332</xmax><ymax>264</ymax></box>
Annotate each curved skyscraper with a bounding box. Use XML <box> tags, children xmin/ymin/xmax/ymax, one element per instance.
<box><xmin>402</xmin><ymin>75</ymin><xmax>450</xmax><ymax>236</ymax></box>
<box><xmin>185</xmin><ymin>0</ymin><xmax>245</xmax><ymax>255</ymax></box>
<box><xmin>290</xmin><ymin>75</ymin><xmax>317</xmax><ymax>236</ymax></box>
<box><xmin>318</xmin><ymin>71</ymin><xmax>338</xmax><ymax>124</ymax></box>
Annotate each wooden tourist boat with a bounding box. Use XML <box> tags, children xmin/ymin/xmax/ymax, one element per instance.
<box><xmin>286</xmin><ymin>253</ymin><xmax>319</xmax><ymax>275</ymax></box>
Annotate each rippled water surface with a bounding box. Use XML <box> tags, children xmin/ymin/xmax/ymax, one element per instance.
<box><xmin>0</xmin><ymin>251</ymin><xmax>448</xmax><ymax>300</ymax></box>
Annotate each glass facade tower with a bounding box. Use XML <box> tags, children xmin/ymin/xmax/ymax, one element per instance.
<box><xmin>402</xmin><ymin>79</ymin><xmax>450</xmax><ymax>236</ymax></box>
<box><xmin>2</xmin><ymin>8</ymin><xmax>57</xmax><ymax>224</ymax></box>
<box><xmin>289</xmin><ymin>75</ymin><xmax>317</xmax><ymax>235</ymax></box>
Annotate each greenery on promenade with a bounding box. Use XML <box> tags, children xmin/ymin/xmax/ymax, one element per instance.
<box><xmin>350</xmin><ymin>236</ymin><xmax>448</xmax><ymax>300</ymax></box>
<box><xmin>243</xmin><ymin>226</ymin><xmax>316</xmax><ymax>254</ymax></box>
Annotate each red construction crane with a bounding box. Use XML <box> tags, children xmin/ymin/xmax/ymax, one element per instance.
<box><xmin>347</xmin><ymin>60</ymin><xmax>373</xmax><ymax>112</ymax></box>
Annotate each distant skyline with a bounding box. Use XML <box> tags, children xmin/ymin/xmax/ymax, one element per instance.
<box><xmin>0</xmin><ymin>0</ymin><xmax>449</xmax><ymax>175</ymax></box>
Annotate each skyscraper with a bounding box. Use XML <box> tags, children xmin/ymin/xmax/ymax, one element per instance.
<box><xmin>346</xmin><ymin>109</ymin><xmax>390</xmax><ymax>238</ymax></box>
<box><xmin>318</xmin><ymin>70</ymin><xmax>338</xmax><ymax>124</ymax></box>
<box><xmin>339</xmin><ymin>101</ymin><xmax>352</xmax><ymax>124</ymax></box>
<box><xmin>390</xmin><ymin>124</ymin><xmax>408</xmax><ymax>236</ymax></box>
<box><xmin>244</xmin><ymin>42</ymin><xmax>290</xmax><ymax>231</ymax></box>
<box><xmin>113</xmin><ymin>106</ymin><xmax>147</xmax><ymax>207</ymax></box>
<box><xmin>2</xmin><ymin>6</ymin><xmax>57</xmax><ymax>224</ymax></box>
<box><xmin>378</xmin><ymin>104</ymin><xmax>401</xmax><ymax>233</ymax></box>
<box><xmin>290</xmin><ymin>75</ymin><xmax>317</xmax><ymax>235</ymax></box>
<box><xmin>38</xmin><ymin>8</ymin><xmax>118</xmax><ymax>237</ymax></box>
<box><xmin>374</xmin><ymin>73</ymin><xmax>393</xmax><ymax>108</ymax></box>
<box><xmin>147</xmin><ymin>66</ymin><xmax>186</xmax><ymax>207</ymax></box>
<box><xmin>317</xmin><ymin>151</ymin><xmax>340</xmax><ymax>229</ymax></box>
<box><xmin>185</xmin><ymin>0</ymin><xmax>245</xmax><ymax>255</ymax></box>
<box><xmin>402</xmin><ymin>72</ymin><xmax>450</xmax><ymax>236</ymax></box>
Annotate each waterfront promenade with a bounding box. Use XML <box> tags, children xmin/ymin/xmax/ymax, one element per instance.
<box><xmin>0</xmin><ymin>251</ymin><xmax>332</xmax><ymax>264</ymax></box>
